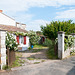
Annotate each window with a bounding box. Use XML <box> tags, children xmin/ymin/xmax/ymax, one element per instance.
<box><xmin>19</xmin><ymin>36</ymin><xmax>24</xmax><ymax>44</ymax></box>
<box><xmin>16</xmin><ymin>36</ymin><xmax>26</xmax><ymax>45</ymax></box>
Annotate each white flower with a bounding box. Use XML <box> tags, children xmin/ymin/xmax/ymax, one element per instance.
<box><xmin>16</xmin><ymin>42</ymin><xmax>18</xmax><ymax>44</ymax></box>
<box><xmin>9</xmin><ymin>44</ymin><xmax>12</xmax><ymax>47</ymax></box>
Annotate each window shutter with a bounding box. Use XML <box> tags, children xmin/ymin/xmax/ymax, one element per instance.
<box><xmin>16</xmin><ymin>36</ymin><xmax>19</xmax><ymax>44</ymax></box>
<box><xmin>24</xmin><ymin>36</ymin><xmax>26</xmax><ymax>44</ymax></box>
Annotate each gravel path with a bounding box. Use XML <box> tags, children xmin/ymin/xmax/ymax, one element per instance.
<box><xmin>16</xmin><ymin>49</ymin><xmax>48</xmax><ymax>65</ymax></box>
<box><xmin>0</xmin><ymin>56</ymin><xmax>75</xmax><ymax>75</ymax></box>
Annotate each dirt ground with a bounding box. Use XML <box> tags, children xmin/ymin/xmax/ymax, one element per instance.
<box><xmin>16</xmin><ymin>48</ymin><xmax>49</xmax><ymax>65</ymax></box>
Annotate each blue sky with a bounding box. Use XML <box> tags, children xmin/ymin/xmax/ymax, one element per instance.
<box><xmin>0</xmin><ymin>0</ymin><xmax>75</xmax><ymax>31</ymax></box>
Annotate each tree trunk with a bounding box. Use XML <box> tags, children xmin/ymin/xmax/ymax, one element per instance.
<box><xmin>7</xmin><ymin>48</ymin><xmax>15</xmax><ymax>66</ymax></box>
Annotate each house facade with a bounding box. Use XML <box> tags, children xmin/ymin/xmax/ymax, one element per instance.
<box><xmin>0</xmin><ymin>10</ymin><xmax>30</xmax><ymax>51</ymax></box>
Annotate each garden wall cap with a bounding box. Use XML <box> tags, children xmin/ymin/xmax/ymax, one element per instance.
<box><xmin>58</xmin><ymin>31</ymin><xmax>65</xmax><ymax>34</ymax></box>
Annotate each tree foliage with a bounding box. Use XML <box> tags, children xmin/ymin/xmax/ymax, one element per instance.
<box><xmin>28</xmin><ymin>30</ymin><xmax>40</xmax><ymax>45</ymax></box>
<box><xmin>36</xmin><ymin>31</ymin><xmax>43</xmax><ymax>36</ymax></box>
<box><xmin>41</xmin><ymin>20</ymin><xmax>75</xmax><ymax>39</ymax></box>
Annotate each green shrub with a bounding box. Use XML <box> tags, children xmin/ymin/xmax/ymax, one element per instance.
<box><xmin>46</xmin><ymin>48</ymin><xmax>58</xmax><ymax>59</ymax></box>
<box><xmin>2</xmin><ymin>65</ymin><xmax>10</xmax><ymax>70</ymax></box>
<box><xmin>28</xmin><ymin>47</ymin><xmax>32</xmax><ymax>50</ymax></box>
<box><xmin>70</xmin><ymin>50</ymin><xmax>75</xmax><ymax>55</ymax></box>
<box><xmin>28</xmin><ymin>30</ymin><xmax>40</xmax><ymax>45</ymax></box>
<box><xmin>46</xmin><ymin>40</ymin><xmax>58</xmax><ymax>59</ymax></box>
<box><xmin>43</xmin><ymin>39</ymin><xmax>52</xmax><ymax>46</ymax></box>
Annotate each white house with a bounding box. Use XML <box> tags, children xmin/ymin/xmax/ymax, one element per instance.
<box><xmin>0</xmin><ymin>10</ymin><xmax>30</xmax><ymax>51</ymax></box>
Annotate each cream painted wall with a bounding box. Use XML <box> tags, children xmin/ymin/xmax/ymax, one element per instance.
<box><xmin>0</xmin><ymin>13</ymin><xmax>16</xmax><ymax>26</ymax></box>
<box><xmin>18</xmin><ymin>36</ymin><xmax>30</xmax><ymax>51</ymax></box>
<box><xmin>13</xmin><ymin>34</ymin><xmax>30</xmax><ymax>51</ymax></box>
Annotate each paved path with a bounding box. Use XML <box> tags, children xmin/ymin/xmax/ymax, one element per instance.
<box><xmin>0</xmin><ymin>56</ymin><xmax>75</xmax><ymax>75</ymax></box>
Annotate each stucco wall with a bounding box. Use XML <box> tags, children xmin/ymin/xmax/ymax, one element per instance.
<box><xmin>0</xmin><ymin>13</ymin><xmax>16</xmax><ymax>26</ymax></box>
<box><xmin>0</xmin><ymin>30</ymin><xmax>6</xmax><ymax>70</ymax></box>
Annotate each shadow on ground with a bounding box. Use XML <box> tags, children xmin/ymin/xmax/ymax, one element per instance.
<box><xmin>67</xmin><ymin>66</ymin><xmax>75</xmax><ymax>75</ymax></box>
<box><xmin>67</xmin><ymin>56</ymin><xmax>75</xmax><ymax>75</ymax></box>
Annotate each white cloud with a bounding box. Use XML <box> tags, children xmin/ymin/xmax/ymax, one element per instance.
<box><xmin>57</xmin><ymin>0</ymin><xmax>75</xmax><ymax>6</ymax></box>
<box><xmin>26</xmin><ymin>19</ymin><xmax>50</xmax><ymax>31</ymax></box>
<box><xmin>0</xmin><ymin>0</ymin><xmax>75</xmax><ymax>13</ymax></box>
<box><xmin>15</xmin><ymin>14</ymin><xmax>34</xmax><ymax>23</ymax></box>
<box><xmin>55</xmin><ymin>9</ymin><xmax>75</xmax><ymax>19</ymax></box>
<box><xmin>0</xmin><ymin>0</ymin><xmax>75</xmax><ymax>31</ymax></box>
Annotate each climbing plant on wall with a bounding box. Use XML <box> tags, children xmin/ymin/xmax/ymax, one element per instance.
<box><xmin>55</xmin><ymin>35</ymin><xmax>74</xmax><ymax>51</ymax></box>
<box><xmin>64</xmin><ymin>35</ymin><xmax>74</xmax><ymax>50</ymax></box>
<box><xmin>5</xmin><ymin>32</ymin><xmax>18</xmax><ymax>51</ymax></box>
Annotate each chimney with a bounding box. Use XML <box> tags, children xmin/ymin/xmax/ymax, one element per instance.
<box><xmin>21</xmin><ymin>24</ymin><xmax>26</xmax><ymax>30</ymax></box>
<box><xmin>0</xmin><ymin>10</ymin><xmax>3</xmax><ymax>13</ymax></box>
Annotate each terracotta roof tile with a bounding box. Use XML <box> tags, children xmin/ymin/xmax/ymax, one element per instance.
<box><xmin>0</xmin><ymin>25</ymin><xmax>28</xmax><ymax>33</ymax></box>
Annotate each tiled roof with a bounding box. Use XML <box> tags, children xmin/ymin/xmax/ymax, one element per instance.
<box><xmin>0</xmin><ymin>25</ymin><xmax>28</xmax><ymax>33</ymax></box>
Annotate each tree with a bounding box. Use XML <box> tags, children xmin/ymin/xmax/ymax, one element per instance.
<box><xmin>41</xmin><ymin>20</ymin><xmax>75</xmax><ymax>39</ymax></box>
<box><xmin>36</xmin><ymin>31</ymin><xmax>43</xmax><ymax>36</ymax></box>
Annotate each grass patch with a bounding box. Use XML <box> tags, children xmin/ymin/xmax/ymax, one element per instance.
<box><xmin>46</xmin><ymin>41</ymin><xmax>58</xmax><ymax>59</ymax></box>
<box><xmin>33</xmin><ymin>44</ymin><xmax>48</xmax><ymax>49</ymax></box>
<box><xmin>34</xmin><ymin>62</ymin><xmax>40</xmax><ymax>64</ymax></box>
<box><xmin>32</xmin><ymin>49</ymin><xmax>41</xmax><ymax>53</ymax></box>
<box><xmin>27</xmin><ymin>57</ymin><xmax>35</xmax><ymax>60</ymax></box>
<box><xmin>41</xmin><ymin>60</ymin><xmax>45</xmax><ymax>62</ymax></box>
<box><xmin>11</xmin><ymin>56</ymin><xmax>25</xmax><ymax>68</ymax></box>
<box><xmin>11</xmin><ymin>60</ymin><xmax>22</xmax><ymax>68</ymax></box>
<box><xmin>16</xmin><ymin>52</ymin><xmax>22</xmax><ymax>58</ymax></box>
<box><xmin>46</xmin><ymin>48</ymin><xmax>58</xmax><ymax>59</ymax></box>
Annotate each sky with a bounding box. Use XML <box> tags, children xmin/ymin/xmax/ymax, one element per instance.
<box><xmin>0</xmin><ymin>0</ymin><xmax>75</xmax><ymax>31</ymax></box>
